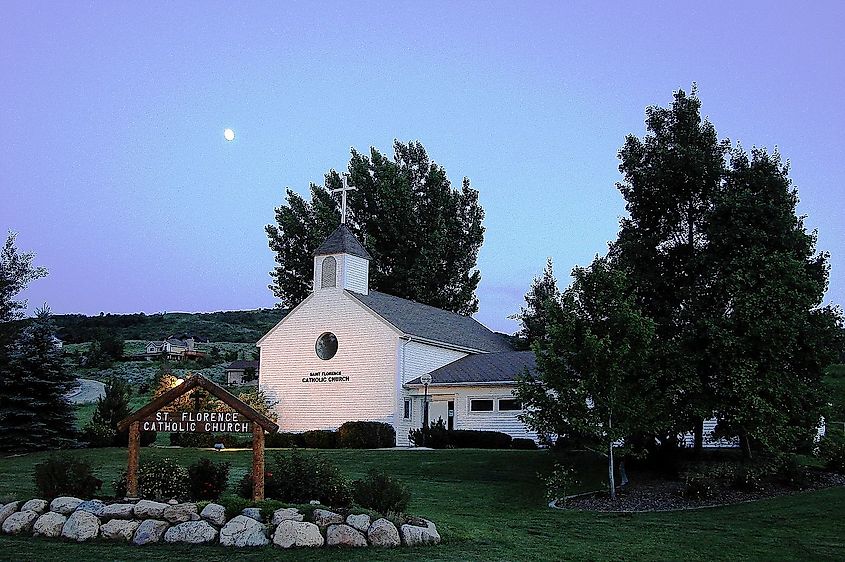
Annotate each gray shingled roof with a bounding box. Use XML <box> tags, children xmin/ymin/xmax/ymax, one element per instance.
<box><xmin>225</xmin><ymin>360</ymin><xmax>260</xmax><ymax>371</ymax></box>
<box><xmin>347</xmin><ymin>290</ymin><xmax>513</xmax><ymax>352</ymax></box>
<box><xmin>406</xmin><ymin>351</ymin><xmax>536</xmax><ymax>385</ymax></box>
<box><xmin>314</xmin><ymin>225</ymin><xmax>372</xmax><ymax>260</ymax></box>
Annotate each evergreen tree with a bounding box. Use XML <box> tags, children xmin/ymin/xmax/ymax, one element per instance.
<box><xmin>611</xmin><ymin>86</ymin><xmax>729</xmax><ymax>452</ymax></box>
<box><xmin>267</xmin><ymin>140</ymin><xmax>485</xmax><ymax>314</ymax></box>
<box><xmin>512</xmin><ymin>258</ymin><xmax>560</xmax><ymax>349</ymax></box>
<box><xmin>707</xmin><ymin>147</ymin><xmax>844</xmax><ymax>458</ymax></box>
<box><xmin>0</xmin><ymin>307</ymin><xmax>77</xmax><ymax>451</ymax></box>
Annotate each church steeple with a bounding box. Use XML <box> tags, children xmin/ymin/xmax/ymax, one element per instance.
<box><xmin>313</xmin><ymin>224</ymin><xmax>371</xmax><ymax>295</ymax></box>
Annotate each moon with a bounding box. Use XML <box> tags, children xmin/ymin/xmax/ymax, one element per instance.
<box><xmin>224</xmin><ymin>128</ymin><xmax>235</xmax><ymax>141</ymax></box>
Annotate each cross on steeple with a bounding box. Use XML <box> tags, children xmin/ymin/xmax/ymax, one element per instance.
<box><xmin>330</xmin><ymin>174</ymin><xmax>357</xmax><ymax>225</ymax></box>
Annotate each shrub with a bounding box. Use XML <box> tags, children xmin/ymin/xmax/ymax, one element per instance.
<box><xmin>543</xmin><ymin>463</ymin><xmax>579</xmax><ymax>504</ymax></box>
<box><xmin>187</xmin><ymin>458</ymin><xmax>230</xmax><ymax>500</ymax></box>
<box><xmin>237</xmin><ymin>449</ymin><xmax>351</xmax><ymax>507</ymax></box>
<box><xmin>732</xmin><ymin>462</ymin><xmax>773</xmax><ymax>492</ymax></box>
<box><xmin>352</xmin><ymin>469</ymin><xmax>411</xmax><ymax>514</ymax></box>
<box><xmin>682</xmin><ymin>471</ymin><xmax>714</xmax><ymax>500</ymax></box>
<box><xmin>408</xmin><ymin>419</ymin><xmax>451</xmax><ymax>448</ymax></box>
<box><xmin>512</xmin><ymin>438</ymin><xmax>538</xmax><ymax>450</ymax></box>
<box><xmin>34</xmin><ymin>455</ymin><xmax>103</xmax><ymax>499</ymax></box>
<box><xmin>83</xmin><ymin>421</ymin><xmax>117</xmax><ymax>448</ymax></box>
<box><xmin>817</xmin><ymin>432</ymin><xmax>845</xmax><ymax>473</ymax></box>
<box><xmin>113</xmin><ymin>457</ymin><xmax>189</xmax><ymax>500</ymax></box>
<box><xmin>300</xmin><ymin>429</ymin><xmax>338</xmax><ymax>449</ymax></box>
<box><xmin>337</xmin><ymin>421</ymin><xmax>396</xmax><ymax>449</ymax></box>
<box><xmin>450</xmin><ymin>430</ymin><xmax>513</xmax><ymax>449</ymax></box>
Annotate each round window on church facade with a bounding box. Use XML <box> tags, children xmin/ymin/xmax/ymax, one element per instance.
<box><xmin>315</xmin><ymin>332</ymin><xmax>338</xmax><ymax>360</ymax></box>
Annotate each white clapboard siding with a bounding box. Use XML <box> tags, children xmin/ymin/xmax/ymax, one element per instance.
<box><xmin>343</xmin><ymin>255</ymin><xmax>369</xmax><ymax>295</ymax></box>
<box><xmin>259</xmin><ymin>290</ymin><xmax>399</xmax><ymax>432</ymax></box>
<box><xmin>680</xmin><ymin>418</ymin><xmax>739</xmax><ymax>448</ymax></box>
<box><xmin>453</xmin><ymin>385</ymin><xmax>539</xmax><ymax>441</ymax></box>
<box><xmin>401</xmin><ymin>340</ymin><xmax>467</xmax><ymax>383</ymax></box>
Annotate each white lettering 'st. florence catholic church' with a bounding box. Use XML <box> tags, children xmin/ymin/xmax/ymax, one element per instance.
<box><xmin>257</xmin><ymin>224</ymin><xmax>539</xmax><ymax>446</ymax></box>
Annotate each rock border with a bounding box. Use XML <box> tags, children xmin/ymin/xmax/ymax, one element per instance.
<box><xmin>0</xmin><ymin>498</ymin><xmax>440</xmax><ymax>549</ymax></box>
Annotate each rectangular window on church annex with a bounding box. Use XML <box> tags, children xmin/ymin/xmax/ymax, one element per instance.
<box><xmin>403</xmin><ymin>399</ymin><xmax>411</xmax><ymax>419</ymax></box>
<box><xmin>469</xmin><ymin>399</ymin><xmax>494</xmax><ymax>412</ymax></box>
<box><xmin>498</xmin><ymin>398</ymin><xmax>523</xmax><ymax>411</ymax></box>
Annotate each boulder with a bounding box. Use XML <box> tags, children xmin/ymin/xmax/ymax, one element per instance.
<box><xmin>326</xmin><ymin>524</ymin><xmax>367</xmax><ymax>547</ymax></box>
<box><xmin>312</xmin><ymin>508</ymin><xmax>343</xmax><ymax>527</ymax></box>
<box><xmin>21</xmin><ymin>499</ymin><xmax>49</xmax><ymax>514</ymax></box>
<box><xmin>241</xmin><ymin>507</ymin><xmax>263</xmax><ymax>522</ymax></box>
<box><xmin>163</xmin><ymin>502</ymin><xmax>199</xmax><ymax>523</ymax></box>
<box><xmin>132</xmin><ymin>519</ymin><xmax>170</xmax><ymax>546</ymax></box>
<box><xmin>75</xmin><ymin>499</ymin><xmax>106</xmax><ymax>517</ymax></box>
<box><xmin>271</xmin><ymin>507</ymin><xmax>304</xmax><ymax>526</ymax></box>
<box><xmin>346</xmin><ymin>513</ymin><xmax>371</xmax><ymax>533</ymax></box>
<box><xmin>400</xmin><ymin>518</ymin><xmax>441</xmax><ymax>546</ymax></box>
<box><xmin>220</xmin><ymin>515</ymin><xmax>269</xmax><ymax>547</ymax></box>
<box><xmin>164</xmin><ymin>520</ymin><xmax>218</xmax><ymax>544</ymax></box>
<box><xmin>33</xmin><ymin>512</ymin><xmax>67</xmax><ymax>538</ymax></box>
<box><xmin>49</xmin><ymin>497</ymin><xmax>82</xmax><ymax>515</ymax></box>
<box><xmin>100</xmin><ymin>519</ymin><xmax>141</xmax><ymax>541</ymax></box>
<box><xmin>133</xmin><ymin>500</ymin><xmax>168</xmax><ymax>519</ymax></box>
<box><xmin>2</xmin><ymin>510</ymin><xmax>38</xmax><ymax>535</ymax></box>
<box><xmin>368</xmin><ymin>518</ymin><xmax>400</xmax><ymax>547</ymax></box>
<box><xmin>101</xmin><ymin>503</ymin><xmax>135</xmax><ymax>520</ymax></box>
<box><xmin>61</xmin><ymin>510</ymin><xmax>100</xmax><ymax>542</ymax></box>
<box><xmin>0</xmin><ymin>502</ymin><xmax>20</xmax><ymax>527</ymax></box>
<box><xmin>200</xmin><ymin>503</ymin><xmax>226</xmax><ymax>526</ymax></box>
<box><xmin>272</xmin><ymin>520</ymin><xmax>324</xmax><ymax>548</ymax></box>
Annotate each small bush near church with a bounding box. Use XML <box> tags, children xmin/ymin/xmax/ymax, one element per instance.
<box><xmin>34</xmin><ymin>455</ymin><xmax>103</xmax><ymax>499</ymax></box>
<box><xmin>817</xmin><ymin>432</ymin><xmax>845</xmax><ymax>473</ymax></box>
<box><xmin>352</xmin><ymin>468</ymin><xmax>411</xmax><ymax>514</ymax></box>
<box><xmin>682</xmin><ymin>470</ymin><xmax>714</xmax><ymax>500</ymax></box>
<box><xmin>408</xmin><ymin>418</ymin><xmax>451</xmax><ymax>448</ymax></box>
<box><xmin>237</xmin><ymin>449</ymin><xmax>351</xmax><ymax>507</ymax></box>
<box><xmin>511</xmin><ymin>438</ymin><xmax>538</xmax><ymax>450</ymax></box>
<box><xmin>187</xmin><ymin>458</ymin><xmax>230</xmax><ymax>500</ymax></box>
<box><xmin>114</xmin><ymin>457</ymin><xmax>189</xmax><ymax>500</ymax></box>
<box><xmin>543</xmin><ymin>462</ymin><xmax>578</xmax><ymax>505</ymax></box>
<box><xmin>450</xmin><ymin>430</ymin><xmax>513</xmax><ymax>449</ymax></box>
<box><xmin>338</xmin><ymin>421</ymin><xmax>396</xmax><ymax>448</ymax></box>
<box><xmin>300</xmin><ymin>429</ymin><xmax>338</xmax><ymax>449</ymax></box>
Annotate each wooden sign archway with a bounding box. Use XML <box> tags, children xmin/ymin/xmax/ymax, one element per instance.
<box><xmin>118</xmin><ymin>375</ymin><xmax>279</xmax><ymax>501</ymax></box>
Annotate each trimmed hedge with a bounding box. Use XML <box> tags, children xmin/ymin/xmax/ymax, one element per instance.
<box><xmin>409</xmin><ymin>420</ymin><xmax>523</xmax><ymax>449</ymax></box>
<box><xmin>337</xmin><ymin>421</ymin><xmax>396</xmax><ymax>449</ymax></box>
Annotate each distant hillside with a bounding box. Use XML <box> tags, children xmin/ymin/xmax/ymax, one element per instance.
<box><xmin>50</xmin><ymin>309</ymin><xmax>287</xmax><ymax>344</ymax></box>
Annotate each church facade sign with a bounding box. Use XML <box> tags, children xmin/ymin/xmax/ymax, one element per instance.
<box><xmin>301</xmin><ymin>370</ymin><xmax>349</xmax><ymax>383</ymax></box>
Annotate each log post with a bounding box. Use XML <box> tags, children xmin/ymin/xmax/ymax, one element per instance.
<box><xmin>127</xmin><ymin>421</ymin><xmax>140</xmax><ymax>499</ymax></box>
<box><xmin>252</xmin><ymin>423</ymin><xmax>265</xmax><ymax>501</ymax></box>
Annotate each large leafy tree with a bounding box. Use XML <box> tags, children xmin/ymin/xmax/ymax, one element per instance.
<box><xmin>512</xmin><ymin>258</ymin><xmax>560</xmax><ymax>349</ymax></box>
<box><xmin>518</xmin><ymin>257</ymin><xmax>655</xmax><ymax>498</ymax></box>
<box><xmin>0</xmin><ymin>307</ymin><xmax>77</xmax><ymax>451</ymax></box>
<box><xmin>267</xmin><ymin>140</ymin><xmax>485</xmax><ymax>314</ymax></box>
<box><xmin>611</xmin><ymin>87</ymin><xmax>729</xmax><ymax>452</ymax></box>
<box><xmin>707</xmin><ymin>148</ymin><xmax>843</xmax><ymax>458</ymax></box>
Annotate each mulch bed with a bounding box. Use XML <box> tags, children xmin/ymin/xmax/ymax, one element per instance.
<box><xmin>558</xmin><ymin>470</ymin><xmax>845</xmax><ymax>512</ymax></box>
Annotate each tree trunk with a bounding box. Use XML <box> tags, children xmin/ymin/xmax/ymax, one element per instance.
<box><xmin>693</xmin><ymin>417</ymin><xmax>704</xmax><ymax>457</ymax></box>
<box><xmin>608</xmin><ymin>414</ymin><xmax>616</xmax><ymax>500</ymax></box>
<box><xmin>738</xmin><ymin>428</ymin><xmax>752</xmax><ymax>461</ymax></box>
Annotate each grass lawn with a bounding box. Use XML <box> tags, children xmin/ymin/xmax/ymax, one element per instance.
<box><xmin>0</xmin><ymin>448</ymin><xmax>843</xmax><ymax>561</ymax></box>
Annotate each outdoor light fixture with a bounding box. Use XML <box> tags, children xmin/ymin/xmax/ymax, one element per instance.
<box><xmin>420</xmin><ymin>373</ymin><xmax>432</xmax><ymax>446</ymax></box>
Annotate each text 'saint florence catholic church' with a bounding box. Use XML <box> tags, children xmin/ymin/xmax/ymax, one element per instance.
<box><xmin>258</xmin><ymin>221</ymin><xmax>539</xmax><ymax>446</ymax></box>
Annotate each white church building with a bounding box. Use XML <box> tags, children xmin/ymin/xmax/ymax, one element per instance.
<box><xmin>257</xmin><ymin>224</ymin><xmax>539</xmax><ymax>446</ymax></box>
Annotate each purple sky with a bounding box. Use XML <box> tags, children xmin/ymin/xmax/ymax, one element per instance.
<box><xmin>2</xmin><ymin>2</ymin><xmax>843</xmax><ymax>334</ymax></box>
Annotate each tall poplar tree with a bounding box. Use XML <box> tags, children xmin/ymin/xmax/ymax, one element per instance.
<box><xmin>267</xmin><ymin>141</ymin><xmax>485</xmax><ymax>314</ymax></box>
<box><xmin>611</xmin><ymin>87</ymin><xmax>729</xmax><ymax>452</ymax></box>
<box><xmin>707</xmin><ymin>147</ymin><xmax>843</xmax><ymax>458</ymax></box>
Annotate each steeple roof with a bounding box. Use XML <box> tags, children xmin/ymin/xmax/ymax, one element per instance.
<box><xmin>314</xmin><ymin>224</ymin><xmax>372</xmax><ymax>260</ymax></box>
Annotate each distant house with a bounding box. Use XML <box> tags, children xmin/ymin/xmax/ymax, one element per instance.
<box><xmin>225</xmin><ymin>360</ymin><xmax>259</xmax><ymax>386</ymax></box>
<box><xmin>138</xmin><ymin>336</ymin><xmax>207</xmax><ymax>362</ymax></box>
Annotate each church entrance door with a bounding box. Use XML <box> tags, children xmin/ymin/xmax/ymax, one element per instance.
<box><xmin>429</xmin><ymin>399</ymin><xmax>449</xmax><ymax>428</ymax></box>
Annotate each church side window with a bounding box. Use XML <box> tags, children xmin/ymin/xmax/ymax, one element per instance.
<box><xmin>321</xmin><ymin>256</ymin><xmax>337</xmax><ymax>288</ymax></box>
<box><xmin>403</xmin><ymin>399</ymin><xmax>412</xmax><ymax>419</ymax></box>
<box><xmin>498</xmin><ymin>398</ymin><xmax>523</xmax><ymax>411</ymax></box>
<box><xmin>469</xmin><ymin>399</ymin><xmax>494</xmax><ymax>412</ymax></box>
